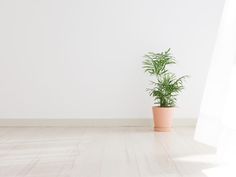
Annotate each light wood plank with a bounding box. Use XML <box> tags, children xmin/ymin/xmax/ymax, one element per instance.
<box><xmin>0</xmin><ymin>127</ymin><xmax>216</xmax><ymax>177</ymax></box>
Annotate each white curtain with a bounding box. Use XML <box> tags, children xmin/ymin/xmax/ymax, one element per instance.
<box><xmin>195</xmin><ymin>0</ymin><xmax>236</xmax><ymax>175</ymax></box>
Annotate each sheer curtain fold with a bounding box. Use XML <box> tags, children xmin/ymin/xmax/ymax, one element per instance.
<box><xmin>195</xmin><ymin>0</ymin><xmax>236</xmax><ymax>146</ymax></box>
<box><xmin>195</xmin><ymin>0</ymin><xmax>236</xmax><ymax>171</ymax></box>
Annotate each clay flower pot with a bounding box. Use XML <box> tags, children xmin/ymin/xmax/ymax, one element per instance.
<box><xmin>152</xmin><ymin>106</ymin><xmax>175</xmax><ymax>132</ymax></box>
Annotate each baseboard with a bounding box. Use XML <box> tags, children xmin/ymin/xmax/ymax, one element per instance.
<box><xmin>0</xmin><ymin>119</ymin><xmax>197</xmax><ymax>127</ymax></box>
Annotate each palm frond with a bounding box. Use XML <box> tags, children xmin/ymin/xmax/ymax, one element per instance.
<box><xmin>143</xmin><ymin>49</ymin><xmax>188</xmax><ymax>107</ymax></box>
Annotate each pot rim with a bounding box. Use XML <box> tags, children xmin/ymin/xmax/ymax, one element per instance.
<box><xmin>152</xmin><ymin>106</ymin><xmax>175</xmax><ymax>109</ymax></box>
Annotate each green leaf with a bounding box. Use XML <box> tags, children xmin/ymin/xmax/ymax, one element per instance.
<box><xmin>142</xmin><ymin>49</ymin><xmax>188</xmax><ymax>107</ymax></box>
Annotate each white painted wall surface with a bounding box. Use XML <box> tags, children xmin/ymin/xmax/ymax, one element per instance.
<box><xmin>0</xmin><ymin>0</ymin><xmax>224</xmax><ymax>119</ymax></box>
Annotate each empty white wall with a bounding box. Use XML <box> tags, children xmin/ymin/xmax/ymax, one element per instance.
<box><xmin>0</xmin><ymin>0</ymin><xmax>224</xmax><ymax>119</ymax></box>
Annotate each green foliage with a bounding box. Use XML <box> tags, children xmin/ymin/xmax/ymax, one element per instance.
<box><xmin>143</xmin><ymin>49</ymin><xmax>188</xmax><ymax>107</ymax></box>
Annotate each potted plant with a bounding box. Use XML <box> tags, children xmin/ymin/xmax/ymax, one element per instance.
<box><xmin>143</xmin><ymin>49</ymin><xmax>188</xmax><ymax>131</ymax></box>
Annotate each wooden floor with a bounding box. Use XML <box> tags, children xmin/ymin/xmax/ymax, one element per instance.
<box><xmin>0</xmin><ymin>127</ymin><xmax>217</xmax><ymax>177</ymax></box>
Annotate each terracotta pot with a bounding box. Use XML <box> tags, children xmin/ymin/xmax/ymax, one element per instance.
<box><xmin>152</xmin><ymin>106</ymin><xmax>175</xmax><ymax>132</ymax></box>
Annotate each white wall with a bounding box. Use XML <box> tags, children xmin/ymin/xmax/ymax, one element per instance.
<box><xmin>0</xmin><ymin>0</ymin><xmax>224</xmax><ymax>119</ymax></box>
